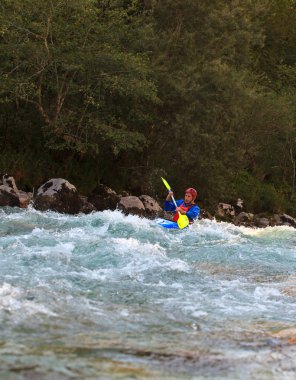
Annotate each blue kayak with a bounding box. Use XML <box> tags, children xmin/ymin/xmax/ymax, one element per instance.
<box><xmin>155</xmin><ymin>218</ymin><xmax>180</xmax><ymax>229</ymax></box>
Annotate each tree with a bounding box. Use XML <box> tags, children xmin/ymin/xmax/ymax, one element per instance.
<box><xmin>0</xmin><ymin>0</ymin><xmax>158</xmax><ymax>165</ymax></box>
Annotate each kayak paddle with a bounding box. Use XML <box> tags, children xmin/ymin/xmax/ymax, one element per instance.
<box><xmin>161</xmin><ymin>177</ymin><xmax>189</xmax><ymax>229</ymax></box>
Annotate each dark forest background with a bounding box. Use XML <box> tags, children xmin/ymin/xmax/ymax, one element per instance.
<box><xmin>1</xmin><ymin>0</ymin><xmax>296</xmax><ymax>214</ymax></box>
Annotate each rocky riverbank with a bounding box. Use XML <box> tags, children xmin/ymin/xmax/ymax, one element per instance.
<box><xmin>1</xmin><ymin>174</ymin><xmax>296</xmax><ymax>229</ymax></box>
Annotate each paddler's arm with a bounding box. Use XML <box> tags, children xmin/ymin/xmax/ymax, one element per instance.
<box><xmin>164</xmin><ymin>196</ymin><xmax>183</xmax><ymax>212</ymax></box>
<box><xmin>164</xmin><ymin>191</ymin><xmax>175</xmax><ymax>211</ymax></box>
<box><xmin>164</xmin><ymin>199</ymin><xmax>175</xmax><ymax>211</ymax></box>
<box><xmin>186</xmin><ymin>204</ymin><xmax>200</xmax><ymax>221</ymax></box>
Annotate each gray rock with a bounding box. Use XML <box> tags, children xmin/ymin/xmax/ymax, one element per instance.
<box><xmin>0</xmin><ymin>185</ymin><xmax>20</xmax><ymax>207</ymax></box>
<box><xmin>33</xmin><ymin>178</ymin><xmax>80</xmax><ymax>214</ymax></box>
<box><xmin>254</xmin><ymin>217</ymin><xmax>270</xmax><ymax>228</ymax></box>
<box><xmin>273</xmin><ymin>214</ymin><xmax>282</xmax><ymax>225</ymax></box>
<box><xmin>118</xmin><ymin>196</ymin><xmax>145</xmax><ymax>216</ymax></box>
<box><xmin>139</xmin><ymin>195</ymin><xmax>163</xmax><ymax>218</ymax></box>
<box><xmin>271</xmin><ymin>214</ymin><xmax>296</xmax><ymax>227</ymax></box>
<box><xmin>280</xmin><ymin>214</ymin><xmax>296</xmax><ymax>228</ymax></box>
<box><xmin>234</xmin><ymin>212</ymin><xmax>254</xmax><ymax>226</ymax></box>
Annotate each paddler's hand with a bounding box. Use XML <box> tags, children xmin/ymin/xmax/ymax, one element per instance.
<box><xmin>166</xmin><ymin>191</ymin><xmax>173</xmax><ymax>201</ymax></box>
<box><xmin>176</xmin><ymin>207</ymin><xmax>187</xmax><ymax>215</ymax></box>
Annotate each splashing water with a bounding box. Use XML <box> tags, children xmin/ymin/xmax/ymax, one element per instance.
<box><xmin>1</xmin><ymin>207</ymin><xmax>296</xmax><ymax>379</ymax></box>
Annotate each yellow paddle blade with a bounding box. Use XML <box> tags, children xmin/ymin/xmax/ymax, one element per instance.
<box><xmin>161</xmin><ymin>177</ymin><xmax>171</xmax><ymax>191</ymax></box>
<box><xmin>177</xmin><ymin>213</ymin><xmax>189</xmax><ymax>229</ymax></box>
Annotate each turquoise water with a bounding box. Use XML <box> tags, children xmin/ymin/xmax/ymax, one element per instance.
<box><xmin>1</xmin><ymin>207</ymin><xmax>296</xmax><ymax>379</ymax></box>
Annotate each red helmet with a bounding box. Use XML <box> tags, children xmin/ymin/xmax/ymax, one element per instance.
<box><xmin>185</xmin><ymin>188</ymin><xmax>197</xmax><ymax>200</ymax></box>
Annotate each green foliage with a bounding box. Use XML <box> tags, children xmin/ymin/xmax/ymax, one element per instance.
<box><xmin>1</xmin><ymin>0</ymin><xmax>296</xmax><ymax>216</ymax></box>
<box><xmin>0</xmin><ymin>0</ymin><xmax>158</xmax><ymax>157</ymax></box>
<box><xmin>233</xmin><ymin>171</ymin><xmax>286</xmax><ymax>213</ymax></box>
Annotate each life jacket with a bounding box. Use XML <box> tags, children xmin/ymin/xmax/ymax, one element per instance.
<box><xmin>173</xmin><ymin>201</ymin><xmax>195</xmax><ymax>223</ymax></box>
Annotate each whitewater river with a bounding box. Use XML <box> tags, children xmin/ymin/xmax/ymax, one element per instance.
<box><xmin>1</xmin><ymin>207</ymin><xmax>296</xmax><ymax>379</ymax></box>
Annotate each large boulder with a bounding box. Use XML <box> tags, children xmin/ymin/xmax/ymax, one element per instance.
<box><xmin>118</xmin><ymin>196</ymin><xmax>145</xmax><ymax>216</ymax></box>
<box><xmin>88</xmin><ymin>184</ymin><xmax>119</xmax><ymax>211</ymax></box>
<box><xmin>0</xmin><ymin>185</ymin><xmax>20</xmax><ymax>207</ymax></box>
<box><xmin>33</xmin><ymin>178</ymin><xmax>81</xmax><ymax>214</ymax></box>
<box><xmin>139</xmin><ymin>195</ymin><xmax>163</xmax><ymax>218</ymax></box>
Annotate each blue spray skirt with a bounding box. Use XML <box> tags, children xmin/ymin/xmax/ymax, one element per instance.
<box><xmin>155</xmin><ymin>218</ymin><xmax>180</xmax><ymax>229</ymax></box>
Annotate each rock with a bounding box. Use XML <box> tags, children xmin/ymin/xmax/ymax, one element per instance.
<box><xmin>270</xmin><ymin>214</ymin><xmax>296</xmax><ymax>228</ymax></box>
<box><xmin>233</xmin><ymin>212</ymin><xmax>254</xmax><ymax>227</ymax></box>
<box><xmin>233</xmin><ymin>198</ymin><xmax>244</xmax><ymax>214</ymax></box>
<box><xmin>88</xmin><ymin>184</ymin><xmax>119</xmax><ymax>211</ymax></box>
<box><xmin>33</xmin><ymin>178</ymin><xmax>81</xmax><ymax>214</ymax></box>
<box><xmin>199</xmin><ymin>209</ymin><xmax>214</xmax><ymax>220</ymax></box>
<box><xmin>0</xmin><ymin>174</ymin><xmax>18</xmax><ymax>192</ymax></box>
<box><xmin>119</xmin><ymin>190</ymin><xmax>131</xmax><ymax>197</ymax></box>
<box><xmin>0</xmin><ymin>185</ymin><xmax>20</xmax><ymax>207</ymax></box>
<box><xmin>79</xmin><ymin>195</ymin><xmax>97</xmax><ymax>214</ymax></box>
<box><xmin>139</xmin><ymin>195</ymin><xmax>163</xmax><ymax>218</ymax></box>
<box><xmin>0</xmin><ymin>174</ymin><xmax>32</xmax><ymax>208</ymax></box>
<box><xmin>18</xmin><ymin>191</ymin><xmax>33</xmax><ymax>208</ymax></box>
<box><xmin>118</xmin><ymin>196</ymin><xmax>145</xmax><ymax>216</ymax></box>
<box><xmin>216</xmin><ymin>203</ymin><xmax>235</xmax><ymax>218</ymax></box>
<box><xmin>272</xmin><ymin>214</ymin><xmax>282</xmax><ymax>226</ymax></box>
<box><xmin>280</xmin><ymin>214</ymin><xmax>296</xmax><ymax>228</ymax></box>
<box><xmin>254</xmin><ymin>217</ymin><xmax>270</xmax><ymax>228</ymax></box>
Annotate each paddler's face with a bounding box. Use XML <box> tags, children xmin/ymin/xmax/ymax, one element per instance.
<box><xmin>184</xmin><ymin>193</ymin><xmax>193</xmax><ymax>203</ymax></box>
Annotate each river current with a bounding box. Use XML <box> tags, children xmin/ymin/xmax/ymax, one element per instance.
<box><xmin>0</xmin><ymin>206</ymin><xmax>296</xmax><ymax>379</ymax></box>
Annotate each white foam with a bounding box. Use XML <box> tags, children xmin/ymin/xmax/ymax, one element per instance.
<box><xmin>19</xmin><ymin>242</ymin><xmax>75</xmax><ymax>264</ymax></box>
<box><xmin>0</xmin><ymin>282</ymin><xmax>22</xmax><ymax>298</ymax></box>
<box><xmin>240</xmin><ymin>224</ymin><xmax>295</xmax><ymax>237</ymax></box>
<box><xmin>111</xmin><ymin>237</ymin><xmax>166</xmax><ymax>257</ymax></box>
<box><xmin>75</xmin><ymin>268</ymin><xmax>108</xmax><ymax>281</ymax></box>
<box><xmin>166</xmin><ymin>259</ymin><xmax>191</xmax><ymax>273</ymax></box>
<box><xmin>2</xmin><ymin>207</ymin><xmax>296</xmax><ymax>333</ymax></box>
<box><xmin>100</xmin><ymin>209</ymin><xmax>151</xmax><ymax>228</ymax></box>
<box><xmin>120</xmin><ymin>309</ymin><xmax>129</xmax><ymax>317</ymax></box>
<box><xmin>254</xmin><ymin>286</ymin><xmax>281</xmax><ymax>300</ymax></box>
<box><xmin>0</xmin><ymin>283</ymin><xmax>57</xmax><ymax>317</ymax></box>
<box><xmin>30</xmin><ymin>227</ymin><xmax>46</xmax><ymax>236</ymax></box>
<box><xmin>190</xmin><ymin>219</ymin><xmax>245</xmax><ymax>245</ymax></box>
<box><xmin>192</xmin><ymin>310</ymin><xmax>208</xmax><ymax>317</ymax></box>
<box><xmin>171</xmin><ymin>282</ymin><xmax>184</xmax><ymax>289</ymax></box>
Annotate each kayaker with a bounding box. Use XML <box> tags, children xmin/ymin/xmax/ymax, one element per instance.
<box><xmin>164</xmin><ymin>188</ymin><xmax>200</xmax><ymax>223</ymax></box>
